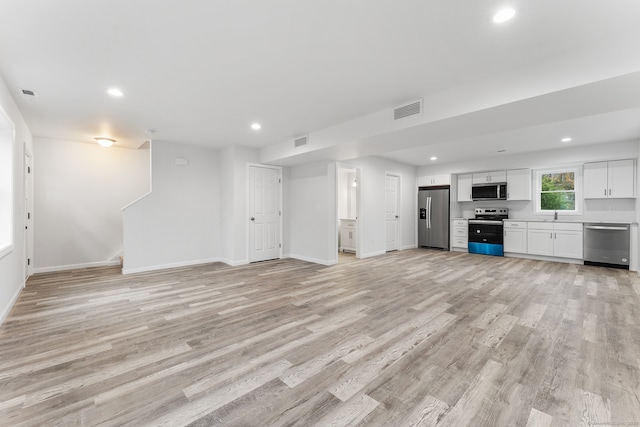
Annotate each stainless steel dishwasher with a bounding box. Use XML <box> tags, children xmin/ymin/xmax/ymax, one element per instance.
<box><xmin>583</xmin><ymin>223</ymin><xmax>630</xmax><ymax>269</ymax></box>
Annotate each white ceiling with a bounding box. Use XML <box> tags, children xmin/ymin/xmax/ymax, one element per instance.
<box><xmin>1</xmin><ymin>0</ymin><xmax>639</xmax><ymax>166</ymax></box>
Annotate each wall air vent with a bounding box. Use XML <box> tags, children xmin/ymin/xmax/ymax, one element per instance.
<box><xmin>294</xmin><ymin>135</ymin><xmax>309</xmax><ymax>148</ymax></box>
<box><xmin>393</xmin><ymin>99</ymin><xmax>422</xmax><ymax>120</ymax></box>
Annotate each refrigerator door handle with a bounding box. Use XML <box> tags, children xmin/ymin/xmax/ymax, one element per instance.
<box><xmin>427</xmin><ymin>197</ymin><xmax>432</xmax><ymax>229</ymax></box>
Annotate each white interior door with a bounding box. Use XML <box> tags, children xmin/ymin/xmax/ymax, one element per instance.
<box><xmin>385</xmin><ymin>174</ymin><xmax>399</xmax><ymax>252</ymax></box>
<box><xmin>249</xmin><ymin>165</ymin><xmax>281</xmax><ymax>262</ymax></box>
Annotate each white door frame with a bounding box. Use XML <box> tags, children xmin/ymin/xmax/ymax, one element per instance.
<box><xmin>335</xmin><ymin>163</ymin><xmax>361</xmax><ymax>259</ymax></box>
<box><xmin>24</xmin><ymin>146</ymin><xmax>32</xmax><ymax>282</ymax></box>
<box><xmin>385</xmin><ymin>172</ymin><xmax>401</xmax><ymax>252</ymax></box>
<box><xmin>246</xmin><ymin>163</ymin><xmax>283</xmax><ymax>262</ymax></box>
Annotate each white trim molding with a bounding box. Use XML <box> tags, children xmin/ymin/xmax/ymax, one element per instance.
<box><xmin>0</xmin><ymin>282</ymin><xmax>23</xmax><ymax>326</ymax></box>
<box><xmin>122</xmin><ymin>258</ymin><xmax>220</xmax><ymax>275</ymax></box>
<box><xmin>288</xmin><ymin>254</ymin><xmax>337</xmax><ymax>266</ymax></box>
<box><xmin>34</xmin><ymin>259</ymin><xmax>122</xmax><ymax>274</ymax></box>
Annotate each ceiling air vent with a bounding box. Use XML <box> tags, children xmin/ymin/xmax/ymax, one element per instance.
<box><xmin>393</xmin><ymin>99</ymin><xmax>422</xmax><ymax>120</ymax></box>
<box><xmin>294</xmin><ymin>135</ymin><xmax>309</xmax><ymax>148</ymax></box>
<box><xmin>21</xmin><ymin>89</ymin><xmax>36</xmax><ymax>97</ymax></box>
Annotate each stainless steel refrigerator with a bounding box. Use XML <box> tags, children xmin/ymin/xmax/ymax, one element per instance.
<box><xmin>418</xmin><ymin>187</ymin><xmax>450</xmax><ymax>250</ymax></box>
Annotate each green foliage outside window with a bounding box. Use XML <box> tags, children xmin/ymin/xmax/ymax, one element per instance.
<box><xmin>540</xmin><ymin>172</ymin><xmax>575</xmax><ymax>210</ymax></box>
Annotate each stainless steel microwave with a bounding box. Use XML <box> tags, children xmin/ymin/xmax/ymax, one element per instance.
<box><xmin>472</xmin><ymin>183</ymin><xmax>507</xmax><ymax>201</ymax></box>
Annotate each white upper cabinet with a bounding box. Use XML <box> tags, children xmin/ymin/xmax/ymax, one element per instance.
<box><xmin>583</xmin><ymin>162</ymin><xmax>608</xmax><ymax>198</ymax></box>
<box><xmin>457</xmin><ymin>174</ymin><xmax>473</xmax><ymax>202</ymax></box>
<box><xmin>584</xmin><ymin>159</ymin><xmax>635</xmax><ymax>199</ymax></box>
<box><xmin>506</xmin><ymin>169</ymin><xmax>531</xmax><ymax>201</ymax></box>
<box><xmin>418</xmin><ymin>174</ymin><xmax>450</xmax><ymax>187</ymax></box>
<box><xmin>608</xmin><ymin>159</ymin><xmax>635</xmax><ymax>198</ymax></box>
<box><xmin>472</xmin><ymin>170</ymin><xmax>506</xmax><ymax>184</ymax></box>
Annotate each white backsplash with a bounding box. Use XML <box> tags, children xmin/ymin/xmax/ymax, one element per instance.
<box><xmin>458</xmin><ymin>198</ymin><xmax>637</xmax><ymax>223</ymax></box>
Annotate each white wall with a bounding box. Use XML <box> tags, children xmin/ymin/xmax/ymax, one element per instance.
<box><xmin>341</xmin><ymin>157</ymin><xmax>417</xmax><ymax>256</ymax></box>
<box><xmin>233</xmin><ymin>147</ymin><xmax>260</xmax><ymax>263</ymax></box>
<box><xmin>0</xmin><ymin>75</ymin><xmax>33</xmax><ymax>324</ymax></box>
<box><xmin>219</xmin><ymin>146</ymin><xmax>235</xmax><ymax>264</ymax></box>
<box><xmin>219</xmin><ymin>145</ymin><xmax>260</xmax><ymax>265</ymax></box>
<box><xmin>286</xmin><ymin>156</ymin><xmax>416</xmax><ymax>265</ymax></box>
<box><xmin>32</xmin><ymin>138</ymin><xmax>150</xmax><ymax>272</ymax></box>
<box><xmin>122</xmin><ymin>141</ymin><xmax>219</xmax><ymax>273</ymax></box>
<box><xmin>286</xmin><ymin>160</ymin><xmax>334</xmax><ymax>264</ymax></box>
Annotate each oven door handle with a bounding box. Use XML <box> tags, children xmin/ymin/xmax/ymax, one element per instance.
<box><xmin>468</xmin><ymin>220</ymin><xmax>503</xmax><ymax>225</ymax></box>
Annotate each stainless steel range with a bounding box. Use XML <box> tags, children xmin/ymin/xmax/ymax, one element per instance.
<box><xmin>468</xmin><ymin>208</ymin><xmax>508</xmax><ymax>256</ymax></box>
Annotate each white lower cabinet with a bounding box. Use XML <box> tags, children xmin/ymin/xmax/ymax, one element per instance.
<box><xmin>527</xmin><ymin>223</ymin><xmax>554</xmax><ymax>256</ymax></box>
<box><xmin>340</xmin><ymin>219</ymin><xmax>357</xmax><ymax>252</ymax></box>
<box><xmin>527</xmin><ymin>222</ymin><xmax>583</xmax><ymax>259</ymax></box>
<box><xmin>451</xmin><ymin>219</ymin><xmax>468</xmax><ymax>250</ymax></box>
<box><xmin>503</xmin><ymin>221</ymin><xmax>527</xmax><ymax>253</ymax></box>
<box><xmin>554</xmin><ymin>227</ymin><xmax>584</xmax><ymax>259</ymax></box>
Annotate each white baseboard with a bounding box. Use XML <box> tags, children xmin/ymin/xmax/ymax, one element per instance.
<box><xmin>503</xmin><ymin>252</ymin><xmax>583</xmax><ymax>265</ymax></box>
<box><xmin>400</xmin><ymin>244</ymin><xmax>417</xmax><ymax>251</ymax></box>
<box><xmin>122</xmin><ymin>258</ymin><xmax>220</xmax><ymax>275</ymax></box>
<box><xmin>219</xmin><ymin>258</ymin><xmax>249</xmax><ymax>267</ymax></box>
<box><xmin>451</xmin><ymin>247</ymin><xmax>469</xmax><ymax>253</ymax></box>
<box><xmin>288</xmin><ymin>254</ymin><xmax>337</xmax><ymax>266</ymax></box>
<box><xmin>33</xmin><ymin>260</ymin><xmax>122</xmax><ymax>274</ymax></box>
<box><xmin>359</xmin><ymin>250</ymin><xmax>387</xmax><ymax>259</ymax></box>
<box><xmin>0</xmin><ymin>283</ymin><xmax>24</xmax><ymax>326</ymax></box>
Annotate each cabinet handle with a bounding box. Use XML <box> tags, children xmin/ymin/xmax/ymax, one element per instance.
<box><xmin>554</xmin><ymin>232</ymin><xmax>556</xmax><ymax>239</ymax></box>
<box><xmin>550</xmin><ymin>232</ymin><xmax>552</xmax><ymax>239</ymax></box>
<box><xmin>609</xmin><ymin>188</ymin><xmax>612</xmax><ymax>196</ymax></box>
<box><xmin>469</xmin><ymin>194</ymin><xmax>472</xmax><ymax>200</ymax></box>
<box><xmin>349</xmin><ymin>231</ymin><xmax>352</xmax><ymax>238</ymax></box>
<box><xmin>604</xmin><ymin>188</ymin><xmax>607</xmax><ymax>196</ymax></box>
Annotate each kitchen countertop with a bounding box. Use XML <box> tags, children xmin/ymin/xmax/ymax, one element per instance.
<box><xmin>504</xmin><ymin>219</ymin><xmax>637</xmax><ymax>225</ymax></box>
<box><xmin>453</xmin><ymin>217</ymin><xmax>637</xmax><ymax>224</ymax></box>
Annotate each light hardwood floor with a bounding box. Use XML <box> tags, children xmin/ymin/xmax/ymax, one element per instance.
<box><xmin>1</xmin><ymin>249</ymin><xmax>639</xmax><ymax>426</ymax></box>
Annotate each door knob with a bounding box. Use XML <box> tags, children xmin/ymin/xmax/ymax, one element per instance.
<box><xmin>250</xmin><ymin>217</ymin><xmax>255</xmax><ymax>221</ymax></box>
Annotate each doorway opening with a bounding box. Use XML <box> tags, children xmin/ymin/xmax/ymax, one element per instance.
<box><xmin>336</xmin><ymin>165</ymin><xmax>360</xmax><ymax>262</ymax></box>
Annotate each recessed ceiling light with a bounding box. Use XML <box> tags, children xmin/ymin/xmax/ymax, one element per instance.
<box><xmin>95</xmin><ymin>137</ymin><xmax>115</xmax><ymax>148</ymax></box>
<box><xmin>493</xmin><ymin>8</ymin><xmax>516</xmax><ymax>23</ymax></box>
<box><xmin>561</xmin><ymin>137</ymin><xmax>572</xmax><ymax>143</ymax></box>
<box><xmin>107</xmin><ymin>88</ymin><xmax>124</xmax><ymax>97</ymax></box>
<box><xmin>430</xmin><ymin>156</ymin><xmax>437</xmax><ymax>161</ymax></box>
<box><xmin>251</xmin><ymin>123</ymin><xmax>261</xmax><ymax>130</ymax></box>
